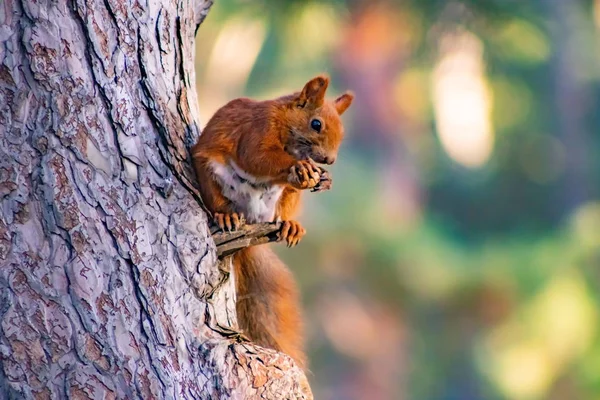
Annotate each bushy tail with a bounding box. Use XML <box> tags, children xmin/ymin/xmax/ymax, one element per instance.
<box><xmin>233</xmin><ymin>245</ymin><xmax>306</xmax><ymax>368</ymax></box>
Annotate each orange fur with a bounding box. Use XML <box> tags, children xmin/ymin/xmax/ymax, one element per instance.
<box><xmin>191</xmin><ymin>75</ymin><xmax>353</xmax><ymax>368</ymax></box>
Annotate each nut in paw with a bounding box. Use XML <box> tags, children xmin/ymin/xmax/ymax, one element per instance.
<box><xmin>288</xmin><ymin>159</ymin><xmax>322</xmax><ymax>190</ymax></box>
<box><xmin>311</xmin><ymin>169</ymin><xmax>332</xmax><ymax>192</ymax></box>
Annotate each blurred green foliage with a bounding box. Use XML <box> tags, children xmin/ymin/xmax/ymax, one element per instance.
<box><xmin>195</xmin><ymin>1</ymin><xmax>600</xmax><ymax>399</ymax></box>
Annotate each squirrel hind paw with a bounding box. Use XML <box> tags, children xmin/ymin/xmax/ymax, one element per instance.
<box><xmin>277</xmin><ymin>220</ymin><xmax>306</xmax><ymax>247</ymax></box>
<box><xmin>214</xmin><ymin>212</ymin><xmax>245</xmax><ymax>232</ymax></box>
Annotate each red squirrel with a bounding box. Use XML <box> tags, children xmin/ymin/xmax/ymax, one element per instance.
<box><xmin>191</xmin><ymin>75</ymin><xmax>353</xmax><ymax>367</ymax></box>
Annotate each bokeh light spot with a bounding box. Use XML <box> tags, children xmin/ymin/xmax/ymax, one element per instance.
<box><xmin>432</xmin><ymin>29</ymin><xmax>494</xmax><ymax>168</ymax></box>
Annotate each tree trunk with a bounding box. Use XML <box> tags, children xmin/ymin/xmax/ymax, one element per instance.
<box><xmin>0</xmin><ymin>0</ymin><xmax>311</xmax><ymax>398</ymax></box>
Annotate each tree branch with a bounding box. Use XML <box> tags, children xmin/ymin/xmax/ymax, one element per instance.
<box><xmin>211</xmin><ymin>222</ymin><xmax>282</xmax><ymax>257</ymax></box>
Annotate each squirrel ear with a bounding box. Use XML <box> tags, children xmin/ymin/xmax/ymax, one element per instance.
<box><xmin>334</xmin><ymin>91</ymin><xmax>354</xmax><ymax>115</ymax></box>
<box><xmin>297</xmin><ymin>75</ymin><xmax>329</xmax><ymax>108</ymax></box>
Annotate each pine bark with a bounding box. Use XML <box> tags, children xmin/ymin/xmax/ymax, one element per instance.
<box><xmin>0</xmin><ymin>0</ymin><xmax>311</xmax><ymax>398</ymax></box>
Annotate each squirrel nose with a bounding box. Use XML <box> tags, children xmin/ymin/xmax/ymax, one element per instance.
<box><xmin>325</xmin><ymin>156</ymin><xmax>336</xmax><ymax>165</ymax></box>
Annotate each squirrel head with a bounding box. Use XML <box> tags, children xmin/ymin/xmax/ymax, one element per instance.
<box><xmin>282</xmin><ymin>75</ymin><xmax>354</xmax><ymax>165</ymax></box>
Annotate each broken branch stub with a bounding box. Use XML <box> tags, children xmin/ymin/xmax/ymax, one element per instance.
<box><xmin>211</xmin><ymin>222</ymin><xmax>282</xmax><ymax>257</ymax></box>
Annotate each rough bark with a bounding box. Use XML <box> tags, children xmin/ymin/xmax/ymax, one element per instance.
<box><xmin>0</xmin><ymin>0</ymin><xmax>311</xmax><ymax>398</ymax></box>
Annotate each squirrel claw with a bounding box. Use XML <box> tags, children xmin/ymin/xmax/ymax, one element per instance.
<box><xmin>277</xmin><ymin>220</ymin><xmax>306</xmax><ymax>247</ymax></box>
<box><xmin>214</xmin><ymin>212</ymin><xmax>245</xmax><ymax>232</ymax></box>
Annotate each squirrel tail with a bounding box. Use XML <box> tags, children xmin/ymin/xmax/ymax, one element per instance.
<box><xmin>233</xmin><ymin>245</ymin><xmax>306</xmax><ymax>368</ymax></box>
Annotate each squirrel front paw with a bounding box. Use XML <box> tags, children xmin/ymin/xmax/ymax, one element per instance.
<box><xmin>277</xmin><ymin>220</ymin><xmax>306</xmax><ymax>247</ymax></box>
<box><xmin>214</xmin><ymin>212</ymin><xmax>245</xmax><ymax>232</ymax></box>
<box><xmin>288</xmin><ymin>159</ymin><xmax>322</xmax><ymax>190</ymax></box>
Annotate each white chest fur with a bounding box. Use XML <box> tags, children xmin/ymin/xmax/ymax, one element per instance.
<box><xmin>209</xmin><ymin>161</ymin><xmax>284</xmax><ymax>223</ymax></box>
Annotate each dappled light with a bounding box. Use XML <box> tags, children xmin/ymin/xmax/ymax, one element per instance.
<box><xmin>483</xmin><ymin>271</ymin><xmax>598</xmax><ymax>399</ymax></box>
<box><xmin>195</xmin><ymin>1</ymin><xmax>600</xmax><ymax>399</ymax></box>
<box><xmin>199</xmin><ymin>18</ymin><xmax>266</xmax><ymax>121</ymax></box>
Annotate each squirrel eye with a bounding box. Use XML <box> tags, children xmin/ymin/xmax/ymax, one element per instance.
<box><xmin>310</xmin><ymin>119</ymin><xmax>322</xmax><ymax>133</ymax></box>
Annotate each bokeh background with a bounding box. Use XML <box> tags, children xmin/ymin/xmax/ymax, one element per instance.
<box><xmin>194</xmin><ymin>1</ymin><xmax>600</xmax><ymax>399</ymax></box>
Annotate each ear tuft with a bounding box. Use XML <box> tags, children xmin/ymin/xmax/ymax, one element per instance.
<box><xmin>334</xmin><ymin>91</ymin><xmax>354</xmax><ymax>115</ymax></box>
<box><xmin>297</xmin><ymin>74</ymin><xmax>330</xmax><ymax>108</ymax></box>
<box><xmin>312</xmin><ymin>75</ymin><xmax>329</xmax><ymax>89</ymax></box>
